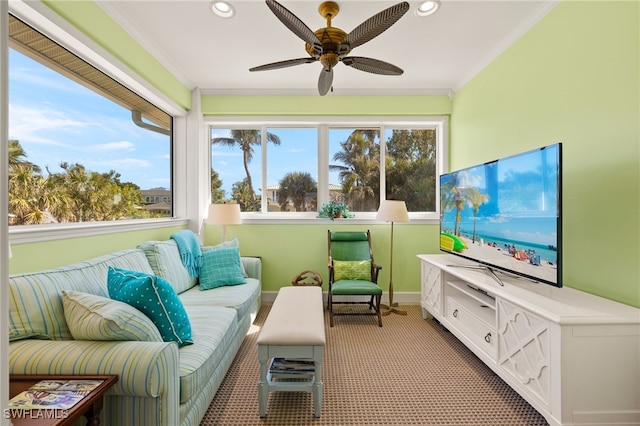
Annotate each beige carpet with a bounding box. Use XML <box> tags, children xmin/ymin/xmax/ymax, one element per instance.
<box><xmin>200</xmin><ymin>304</ymin><xmax>549</xmax><ymax>425</ymax></box>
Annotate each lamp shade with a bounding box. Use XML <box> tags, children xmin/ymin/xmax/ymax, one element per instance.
<box><xmin>376</xmin><ymin>200</ymin><xmax>409</xmax><ymax>223</ymax></box>
<box><xmin>207</xmin><ymin>203</ymin><xmax>242</xmax><ymax>225</ymax></box>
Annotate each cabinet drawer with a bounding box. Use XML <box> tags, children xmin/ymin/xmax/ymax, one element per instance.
<box><xmin>446</xmin><ymin>298</ymin><xmax>497</xmax><ymax>359</ymax></box>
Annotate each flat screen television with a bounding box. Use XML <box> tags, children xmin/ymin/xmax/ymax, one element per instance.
<box><xmin>439</xmin><ymin>143</ymin><xmax>562</xmax><ymax>287</ymax></box>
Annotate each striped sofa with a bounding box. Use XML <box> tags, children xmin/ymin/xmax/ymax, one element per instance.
<box><xmin>8</xmin><ymin>239</ymin><xmax>261</xmax><ymax>426</ymax></box>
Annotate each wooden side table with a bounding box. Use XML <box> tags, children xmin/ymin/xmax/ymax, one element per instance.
<box><xmin>8</xmin><ymin>375</ymin><xmax>118</xmax><ymax>426</ymax></box>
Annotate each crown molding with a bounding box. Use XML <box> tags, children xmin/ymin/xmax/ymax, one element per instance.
<box><xmin>199</xmin><ymin>87</ymin><xmax>454</xmax><ymax>97</ymax></box>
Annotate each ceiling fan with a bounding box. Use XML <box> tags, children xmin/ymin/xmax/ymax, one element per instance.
<box><xmin>249</xmin><ymin>0</ymin><xmax>410</xmax><ymax>96</ymax></box>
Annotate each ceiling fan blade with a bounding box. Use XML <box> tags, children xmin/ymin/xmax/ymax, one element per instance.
<box><xmin>318</xmin><ymin>68</ymin><xmax>333</xmax><ymax>96</ymax></box>
<box><xmin>343</xmin><ymin>2</ymin><xmax>410</xmax><ymax>50</ymax></box>
<box><xmin>341</xmin><ymin>57</ymin><xmax>404</xmax><ymax>75</ymax></box>
<box><xmin>250</xmin><ymin>57</ymin><xmax>317</xmax><ymax>72</ymax></box>
<box><xmin>265</xmin><ymin>0</ymin><xmax>322</xmax><ymax>55</ymax></box>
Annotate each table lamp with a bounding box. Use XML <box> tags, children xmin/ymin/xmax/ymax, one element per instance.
<box><xmin>207</xmin><ymin>203</ymin><xmax>241</xmax><ymax>242</ymax></box>
<box><xmin>376</xmin><ymin>200</ymin><xmax>410</xmax><ymax>316</ymax></box>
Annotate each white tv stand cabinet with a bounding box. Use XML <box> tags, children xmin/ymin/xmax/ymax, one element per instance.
<box><xmin>418</xmin><ymin>254</ymin><xmax>640</xmax><ymax>426</ymax></box>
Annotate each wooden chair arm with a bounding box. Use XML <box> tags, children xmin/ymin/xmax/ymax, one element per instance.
<box><xmin>372</xmin><ymin>262</ymin><xmax>382</xmax><ymax>282</ymax></box>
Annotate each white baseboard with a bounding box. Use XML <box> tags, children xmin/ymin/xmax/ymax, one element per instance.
<box><xmin>261</xmin><ymin>290</ymin><xmax>420</xmax><ymax>305</ymax></box>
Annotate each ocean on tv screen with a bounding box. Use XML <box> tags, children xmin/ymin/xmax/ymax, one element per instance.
<box><xmin>439</xmin><ymin>143</ymin><xmax>561</xmax><ymax>285</ymax></box>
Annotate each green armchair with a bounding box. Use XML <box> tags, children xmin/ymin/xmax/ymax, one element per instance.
<box><xmin>327</xmin><ymin>230</ymin><xmax>383</xmax><ymax>327</ymax></box>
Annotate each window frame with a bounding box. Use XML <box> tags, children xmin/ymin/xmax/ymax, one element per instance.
<box><xmin>207</xmin><ymin>116</ymin><xmax>448</xmax><ymax>224</ymax></box>
<box><xmin>7</xmin><ymin>1</ymin><xmax>187</xmax><ymax>245</ymax></box>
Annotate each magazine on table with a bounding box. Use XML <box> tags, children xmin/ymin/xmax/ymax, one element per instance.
<box><xmin>270</xmin><ymin>358</ymin><xmax>316</xmax><ymax>374</ymax></box>
<box><xmin>8</xmin><ymin>379</ymin><xmax>104</xmax><ymax>410</ymax></box>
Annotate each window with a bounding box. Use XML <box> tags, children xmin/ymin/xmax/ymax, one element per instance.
<box><xmin>267</xmin><ymin>128</ymin><xmax>318</xmax><ymax>213</ymax></box>
<box><xmin>329</xmin><ymin>127</ymin><xmax>381</xmax><ymax>212</ymax></box>
<box><xmin>209</xmin><ymin>118</ymin><xmax>446</xmax><ymax>220</ymax></box>
<box><xmin>210</xmin><ymin>128</ymin><xmax>264</xmax><ymax>211</ymax></box>
<box><xmin>8</xmin><ymin>15</ymin><xmax>172</xmax><ymax>226</ymax></box>
<box><xmin>383</xmin><ymin>128</ymin><xmax>437</xmax><ymax>212</ymax></box>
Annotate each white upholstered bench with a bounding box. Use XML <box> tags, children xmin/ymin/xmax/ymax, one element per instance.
<box><xmin>256</xmin><ymin>286</ymin><xmax>326</xmax><ymax>418</ymax></box>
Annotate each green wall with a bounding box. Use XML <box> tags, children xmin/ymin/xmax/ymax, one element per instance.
<box><xmin>9</xmin><ymin>225</ymin><xmax>186</xmax><ymax>274</ymax></box>
<box><xmin>451</xmin><ymin>1</ymin><xmax>639</xmax><ymax>307</ymax></box>
<box><xmin>204</xmin><ymin>223</ymin><xmax>439</xmax><ymax>293</ymax></box>
<box><xmin>202</xmin><ymin>95</ymin><xmax>452</xmax><ymax>116</ymax></box>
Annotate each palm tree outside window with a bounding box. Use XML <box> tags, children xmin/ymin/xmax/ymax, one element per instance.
<box><xmin>208</xmin><ymin>119</ymin><xmax>444</xmax><ymax>218</ymax></box>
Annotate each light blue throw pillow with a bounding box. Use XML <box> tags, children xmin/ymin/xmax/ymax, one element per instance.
<box><xmin>200</xmin><ymin>246</ymin><xmax>247</xmax><ymax>290</ymax></box>
<box><xmin>204</xmin><ymin>238</ymin><xmax>248</xmax><ymax>277</ymax></box>
<box><xmin>107</xmin><ymin>267</ymin><xmax>193</xmax><ymax>347</ymax></box>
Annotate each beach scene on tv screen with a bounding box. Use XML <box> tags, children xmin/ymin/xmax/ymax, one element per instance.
<box><xmin>440</xmin><ymin>146</ymin><xmax>560</xmax><ymax>284</ymax></box>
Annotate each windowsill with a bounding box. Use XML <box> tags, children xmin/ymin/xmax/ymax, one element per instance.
<box><xmin>9</xmin><ymin>218</ymin><xmax>188</xmax><ymax>245</ymax></box>
<box><xmin>240</xmin><ymin>212</ymin><xmax>439</xmax><ymax>225</ymax></box>
<box><xmin>9</xmin><ymin>215</ymin><xmax>438</xmax><ymax>245</ymax></box>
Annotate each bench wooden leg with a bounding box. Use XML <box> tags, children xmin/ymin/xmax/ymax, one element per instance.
<box><xmin>313</xmin><ymin>346</ymin><xmax>324</xmax><ymax>417</ymax></box>
<box><xmin>258</xmin><ymin>346</ymin><xmax>269</xmax><ymax>417</ymax></box>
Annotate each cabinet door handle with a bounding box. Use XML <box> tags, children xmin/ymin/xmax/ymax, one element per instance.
<box><xmin>453</xmin><ymin>309</ymin><xmax>458</xmax><ymax>318</ymax></box>
<box><xmin>485</xmin><ymin>333</ymin><xmax>492</xmax><ymax>343</ymax></box>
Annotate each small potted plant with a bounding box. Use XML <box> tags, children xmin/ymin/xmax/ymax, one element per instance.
<box><xmin>318</xmin><ymin>201</ymin><xmax>353</xmax><ymax>220</ymax></box>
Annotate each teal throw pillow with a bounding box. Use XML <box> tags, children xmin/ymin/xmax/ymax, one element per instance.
<box><xmin>204</xmin><ymin>238</ymin><xmax>248</xmax><ymax>277</ymax></box>
<box><xmin>200</xmin><ymin>246</ymin><xmax>247</xmax><ymax>290</ymax></box>
<box><xmin>333</xmin><ymin>260</ymin><xmax>371</xmax><ymax>281</ymax></box>
<box><xmin>107</xmin><ymin>267</ymin><xmax>193</xmax><ymax>347</ymax></box>
<box><xmin>62</xmin><ymin>290</ymin><xmax>162</xmax><ymax>342</ymax></box>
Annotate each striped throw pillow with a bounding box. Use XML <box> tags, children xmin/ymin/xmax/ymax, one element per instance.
<box><xmin>62</xmin><ymin>290</ymin><xmax>162</xmax><ymax>342</ymax></box>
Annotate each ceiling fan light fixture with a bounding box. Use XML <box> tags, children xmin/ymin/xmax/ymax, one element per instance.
<box><xmin>251</xmin><ymin>0</ymin><xmax>410</xmax><ymax>95</ymax></box>
<box><xmin>416</xmin><ymin>0</ymin><xmax>440</xmax><ymax>17</ymax></box>
<box><xmin>210</xmin><ymin>1</ymin><xmax>235</xmax><ymax>18</ymax></box>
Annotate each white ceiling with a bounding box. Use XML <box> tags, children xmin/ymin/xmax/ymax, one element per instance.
<box><xmin>97</xmin><ymin>0</ymin><xmax>558</xmax><ymax>96</ymax></box>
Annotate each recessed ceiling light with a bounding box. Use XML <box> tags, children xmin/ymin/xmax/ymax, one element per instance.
<box><xmin>211</xmin><ymin>1</ymin><xmax>235</xmax><ymax>18</ymax></box>
<box><xmin>416</xmin><ymin>0</ymin><xmax>441</xmax><ymax>17</ymax></box>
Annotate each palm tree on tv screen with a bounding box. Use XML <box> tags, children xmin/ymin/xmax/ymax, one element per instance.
<box><xmin>466</xmin><ymin>187</ymin><xmax>489</xmax><ymax>243</ymax></box>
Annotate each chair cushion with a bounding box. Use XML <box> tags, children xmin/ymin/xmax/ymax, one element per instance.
<box><xmin>62</xmin><ymin>290</ymin><xmax>162</xmax><ymax>342</ymax></box>
<box><xmin>330</xmin><ymin>232</ymin><xmax>368</xmax><ymax>241</ymax></box>
<box><xmin>107</xmin><ymin>267</ymin><xmax>193</xmax><ymax>347</ymax></box>
<box><xmin>331</xmin><ymin>280</ymin><xmax>382</xmax><ymax>296</ymax></box>
<box><xmin>199</xmin><ymin>247</ymin><xmax>246</xmax><ymax>290</ymax></box>
<box><xmin>329</xmin><ymin>232</ymin><xmax>372</xmax><ymax>261</ymax></box>
<box><xmin>333</xmin><ymin>260</ymin><xmax>371</xmax><ymax>281</ymax></box>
